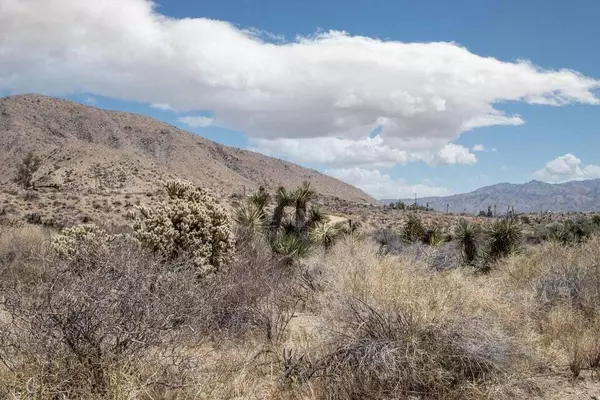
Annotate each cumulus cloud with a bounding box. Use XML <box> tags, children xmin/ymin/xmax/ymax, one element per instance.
<box><xmin>327</xmin><ymin>167</ymin><xmax>449</xmax><ymax>199</ymax></box>
<box><xmin>252</xmin><ymin>136</ymin><xmax>476</xmax><ymax>167</ymax></box>
<box><xmin>533</xmin><ymin>154</ymin><xmax>600</xmax><ymax>182</ymax></box>
<box><xmin>151</xmin><ymin>103</ymin><xmax>174</xmax><ymax>111</ymax></box>
<box><xmin>178</xmin><ymin>116</ymin><xmax>214</xmax><ymax>128</ymax></box>
<box><xmin>1</xmin><ymin>0</ymin><xmax>598</xmax><ymax>168</ymax></box>
<box><xmin>472</xmin><ymin>144</ymin><xmax>486</xmax><ymax>152</ymax></box>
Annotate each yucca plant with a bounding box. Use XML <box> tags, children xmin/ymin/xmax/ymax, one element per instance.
<box><xmin>271</xmin><ymin>186</ymin><xmax>295</xmax><ymax>231</ymax></box>
<box><xmin>455</xmin><ymin>219</ymin><xmax>481</xmax><ymax>267</ymax></box>
<box><xmin>402</xmin><ymin>214</ymin><xmax>425</xmax><ymax>243</ymax></box>
<box><xmin>294</xmin><ymin>181</ymin><xmax>317</xmax><ymax>230</ymax></box>
<box><xmin>487</xmin><ymin>218</ymin><xmax>522</xmax><ymax>262</ymax></box>
<box><xmin>233</xmin><ymin>203</ymin><xmax>265</xmax><ymax>235</ymax></box>
<box><xmin>281</xmin><ymin>216</ymin><xmax>298</xmax><ymax>235</ymax></box>
<box><xmin>309</xmin><ymin>222</ymin><xmax>339</xmax><ymax>249</ymax></box>
<box><xmin>422</xmin><ymin>225</ymin><xmax>445</xmax><ymax>247</ymax></box>
<box><xmin>308</xmin><ymin>206</ymin><xmax>329</xmax><ymax>228</ymax></box>
<box><xmin>271</xmin><ymin>232</ymin><xmax>310</xmax><ymax>264</ymax></box>
<box><xmin>249</xmin><ymin>185</ymin><xmax>271</xmax><ymax>213</ymax></box>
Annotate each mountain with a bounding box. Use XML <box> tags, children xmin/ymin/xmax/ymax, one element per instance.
<box><xmin>384</xmin><ymin>179</ymin><xmax>600</xmax><ymax>214</ymax></box>
<box><xmin>0</xmin><ymin>94</ymin><xmax>374</xmax><ymax>203</ymax></box>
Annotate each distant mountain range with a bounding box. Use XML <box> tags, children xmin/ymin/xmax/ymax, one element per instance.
<box><xmin>384</xmin><ymin>179</ymin><xmax>600</xmax><ymax>214</ymax></box>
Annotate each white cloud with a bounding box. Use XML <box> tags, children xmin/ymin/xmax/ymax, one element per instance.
<box><xmin>252</xmin><ymin>136</ymin><xmax>476</xmax><ymax>167</ymax></box>
<box><xmin>472</xmin><ymin>144</ymin><xmax>486</xmax><ymax>152</ymax></box>
<box><xmin>151</xmin><ymin>103</ymin><xmax>174</xmax><ymax>111</ymax></box>
<box><xmin>327</xmin><ymin>167</ymin><xmax>449</xmax><ymax>199</ymax></box>
<box><xmin>1</xmin><ymin>0</ymin><xmax>598</xmax><ymax>168</ymax></box>
<box><xmin>178</xmin><ymin>116</ymin><xmax>214</xmax><ymax>128</ymax></box>
<box><xmin>83</xmin><ymin>96</ymin><xmax>97</xmax><ymax>105</ymax></box>
<box><xmin>533</xmin><ymin>154</ymin><xmax>600</xmax><ymax>182</ymax></box>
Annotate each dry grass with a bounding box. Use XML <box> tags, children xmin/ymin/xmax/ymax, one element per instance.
<box><xmin>0</xmin><ymin>223</ymin><xmax>600</xmax><ymax>398</ymax></box>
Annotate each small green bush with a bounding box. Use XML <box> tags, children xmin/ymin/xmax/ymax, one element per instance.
<box><xmin>402</xmin><ymin>214</ymin><xmax>425</xmax><ymax>243</ymax></box>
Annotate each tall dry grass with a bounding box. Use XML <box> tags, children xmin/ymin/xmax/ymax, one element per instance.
<box><xmin>0</xmin><ymin>223</ymin><xmax>599</xmax><ymax>398</ymax></box>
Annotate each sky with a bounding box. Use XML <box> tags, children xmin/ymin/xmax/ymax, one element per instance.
<box><xmin>1</xmin><ymin>0</ymin><xmax>600</xmax><ymax>199</ymax></box>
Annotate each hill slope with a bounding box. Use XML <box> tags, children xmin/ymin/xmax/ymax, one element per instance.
<box><xmin>386</xmin><ymin>179</ymin><xmax>600</xmax><ymax>214</ymax></box>
<box><xmin>0</xmin><ymin>94</ymin><xmax>374</xmax><ymax>203</ymax></box>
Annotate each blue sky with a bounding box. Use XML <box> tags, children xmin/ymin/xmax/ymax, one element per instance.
<box><xmin>2</xmin><ymin>0</ymin><xmax>600</xmax><ymax>199</ymax></box>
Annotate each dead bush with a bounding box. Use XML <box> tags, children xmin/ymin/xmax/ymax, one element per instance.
<box><xmin>0</xmin><ymin>237</ymin><xmax>205</xmax><ymax>397</ymax></box>
<box><xmin>309</xmin><ymin>299</ymin><xmax>509</xmax><ymax>400</ymax></box>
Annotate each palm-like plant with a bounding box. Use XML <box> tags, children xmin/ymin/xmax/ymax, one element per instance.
<box><xmin>455</xmin><ymin>219</ymin><xmax>481</xmax><ymax>267</ymax></box>
<box><xmin>294</xmin><ymin>181</ymin><xmax>317</xmax><ymax>229</ymax></box>
<box><xmin>271</xmin><ymin>186</ymin><xmax>295</xmax><ymax>231</ymax></box>
<box><xmin>487</xmin><ymin>218</ymin><xmax>522</xmax><ymax>261</ymax></box>
<box><xmin>307</xmin><ymin>206</ymin><xmax>329</xmax><ymax>228</ymax></box>
<box><xmin>234</xmin><ymin>203</ymin><xmax>265</xmax><ymax>235</ymax></box>
<box><xmin>271</xmin><ymin>232</ymin><xmax>310</xmax><ymax>264</ymax></box>
<box><xmin>309</xmin><ymin>222</ymin><xmax>339</xmax><ymax>249</ymax></box>
<box><xmin>249</xmin><ymin>185</ymin><xmax>271</xmax><ymax>214</ymax></box>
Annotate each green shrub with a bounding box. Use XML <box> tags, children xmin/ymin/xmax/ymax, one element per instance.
<box><xmin>402</xmin><ymin>214</ymin><xmax>425</xmax><ymax>243</ymax></box>
<box><xmin>422</xmin><ymin>225</ymin><xmax>445</xmax><ymax>246</ymax></box>
<box><xmin>132</xmin><ymin>180</ymin><xmax>234</xmax><ymax>277</ymax></box>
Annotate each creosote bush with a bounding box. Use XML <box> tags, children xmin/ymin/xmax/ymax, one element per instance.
<box><xmin>132</xmin><ymin>180</ymin><xmax>234</xmax><ymax>277</ymax></box>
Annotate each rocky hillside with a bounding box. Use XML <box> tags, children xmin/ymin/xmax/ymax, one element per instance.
<box><xmin>387</xmin><ymin>179</ymin><xmax>600</xmax><ymax>214</ymax></box>
<box><xmin>0</xmin><ymin>94</ymin><xmax>373</xmax><ymax>203</ymax></box>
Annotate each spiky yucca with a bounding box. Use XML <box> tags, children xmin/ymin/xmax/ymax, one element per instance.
<box><xmin>249</xmin><ymin>186</ymin><xmax>271</xmax><ymax>213</ymax></box>
<box><xmin>294</xmin><ymin>181</ymin><xmax>317</xmax><ymax>229</ymax></box>
<box><xmin>234</xmin><ymin>203</ymin><xmax>265</xmax><ymax>235</ymax></box>
<box><xmin>272</xmin><ymin>187</ymin><xmax>294</xmax><ymax>231</ymax></box>
<box><xmin>402</xmin><ymin>214</ymin><xmax>425</xmax><ymax>243</ymax></box>
<box><xmin>271</xmin><ymin>233</ymin><xmax>310</xmax><ymax>264</ymax></box>
<box><xmin>487</xmin><ymin>218</ymin><xmax>522</xmax><ymax>262</ymax></box>
<box><xmin>455</xmin><ymin>220</ymin><xmax>481</xmax><ymax>266</ymax></box>
<box><xmin>422</xmin><ymin>225</ymin><xmax>445</xmax><ymax>247</ymax></box>
<box><xmin>308</xmin><ymin>206</ymin><xmax>328</xmax><ymax>228</ymax></box>
<box><xmin>309</xmin><ymin>222</ymin><xmax>339</xmax><ymax>249</ymax></box>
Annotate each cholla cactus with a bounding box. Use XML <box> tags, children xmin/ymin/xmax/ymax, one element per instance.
<box><xmin>132</xmin><ymin>180</ymin><xmax>234</xmax><ymax>277</ymax></box>
<box><xmin>51</xmin><ymin>224</ymin><xmax>116</xmax><ymax>260</ymax></box>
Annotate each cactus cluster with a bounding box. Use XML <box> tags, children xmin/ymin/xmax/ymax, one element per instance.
<box><xmin>132</xmin><ymin>180</ymin><xmax>234</xmax><ymax>277</ymax></box>
<box><xmin>51</xmin><ymin>224</ymin><xmax>118</xmax><ymax>260</ymax></box>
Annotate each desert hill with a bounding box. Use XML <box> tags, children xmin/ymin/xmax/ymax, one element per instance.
<box><xmin>0</xmin><ymin>94</ymin><xmax>374</xmax><ymax>203</ymax></box>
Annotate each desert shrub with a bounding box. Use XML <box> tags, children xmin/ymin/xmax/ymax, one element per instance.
<box><xmin>271</xmin><ymin>232</ymin><xmax>310</xmax><ymax>264</ymax></box>
<box><xmin>0</xmin><ymin>225</ymin><xmax>49</xmax><ymax>284</ymax></box>
<box><xmin>542</xmin><ymin>217</ymin><xmax>594</xmax><ymax>245</ymax></box>
<box><xmin>373</xmin><ymin>228</ymin><xmax>406</xmax><ymax>256</ymax></box>
<box><xmin>308</xmin><ymin>299</ymin><xmax>509</xmax><ymax>399</ymax></box>
<box><xmin>132</xmin><ymin>180</ymin><xmax>234</xmax><ymax>278</ymax></box>
<box><xmin>14</xmin><ymin>151</ymin><xmax>42</xmax><ymax>189</ymax></box>
<box><xmin>402</xmin><ymin>213</ymin><xmax>425</xmax><ymax>243</ymax></box>
<box><xmin>309</xmin><ymin>222</ymin><xmax>340</xmax><ymax>249</ymax></box>
<box><xmin>499</xmin><ymin>238</ymin><xmax>600</xmax><ymax>378</ymax></box>
<box><xmin>454</xmin><ymin>220</ymin><xmax>481</xmax><ymax>267</ymax></box>
<box><xmin>592</xmin><ymin>214</ymin><xmax>600</xmax><ymax>226</ymax></box>
<box><xmin>50</xmin><ymin>224</ymin><xmax>124</xmax><ymax>264</ymax></box>
<box><xmin>0</xmin><ymin>238</ymin><xmax>205</xmax><ymax>397</ymax></box>
<box><xmin>486</xmin><ymin>218</ymin><xmax>522</xmax><ymax>262</ymax></box>
<box><xmin>422</xmin><ymin>225</ymin><xmax>445</xmax><ymax>246</ymax></box>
